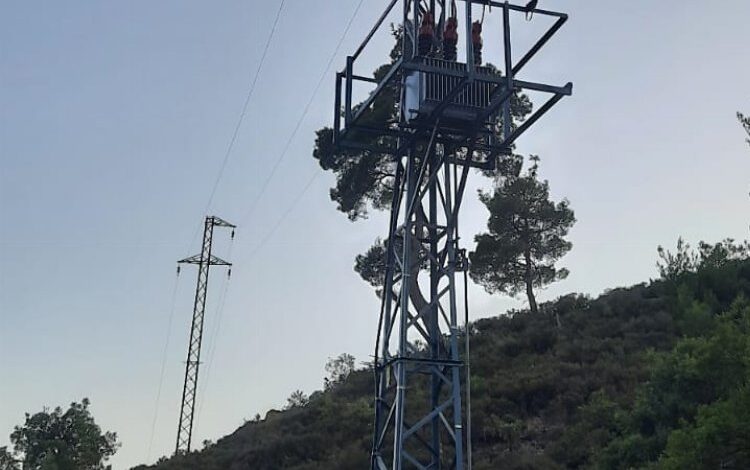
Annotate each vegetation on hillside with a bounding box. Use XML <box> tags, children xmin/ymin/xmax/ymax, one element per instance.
<box><xmin>133</xmin><ymin>240</ymin><xmax>750</xmax><ymax>469</ymax></box>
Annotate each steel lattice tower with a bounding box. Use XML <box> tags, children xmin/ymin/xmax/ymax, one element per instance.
<box><xmin>332</xmin><ymin>1</ymin><xmax>571</xmax><ymax>468</ymax></box>
<box><xmin>175</xmin><ymin>216</ymin><xmax>234</xmax><ymax>454</ymax></box>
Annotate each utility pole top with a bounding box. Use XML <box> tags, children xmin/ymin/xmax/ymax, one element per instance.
<box><xmin>177</xmin><ymin>254</ymin><xmax>232</xmax><ymax>266</ymax></box>
<box><xmin>206</xmin><ymin>216</ymin><xmax>236</xmax><ymax>228</ymax></box>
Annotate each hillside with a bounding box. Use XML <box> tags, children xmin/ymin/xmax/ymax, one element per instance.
<box><xmin>135</xmin><ymin>247</ymin><xmax>750</xmax><ymax>469</ymax></box>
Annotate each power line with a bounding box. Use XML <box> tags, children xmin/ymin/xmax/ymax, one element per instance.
<box><xmin>194</xmin><ymin>269</ymin><xmax>232</xmax><ymax>429</ymax></box>
<box><xmin>172</xmin><ymin>0</ymin><xmax>363</xmax><ymax>441</ymax></box>
<box><xmin>186</xmin><ymin>1</ymin><xmax>287</xmax><ymax>255</ymax></box>
<box><xmin>247</xmin><ymin>171</ymin><xmax>319</xmax><ymax>259</ymax></box>
<box><xmin>146</xmin><ymin>270</ymin><xmax>182</xmax><ymax>461</ymax></box>
<box><xmin>203</xmin><ymin>0</ymin><xmax>287</xmax><ymax>214</ymax></box>
<box><xmin>194</xmin><ymin>236</ymin><xmax>235</xmax><ymax>428</ymax></box>
<box><xmin>239</xmin><ymin>0</ymin><xmax>366</xmax><ymax>226</ymax></box>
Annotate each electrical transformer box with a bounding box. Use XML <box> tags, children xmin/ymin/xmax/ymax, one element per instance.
<box><xmin>404</xmin><ymin>57</ymin><xmax>499</xmax><ymax>124</ymax></box>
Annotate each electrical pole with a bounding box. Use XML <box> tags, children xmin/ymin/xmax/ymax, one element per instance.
<box><xmin>175</xmin><ymin>215</ymin><xmax>234</xmax><ymax>454</ymax></box>
<box><xmin>332</xmin><ymin>2</ymin><xmax>571</xmax><ymax>468</ymax></box>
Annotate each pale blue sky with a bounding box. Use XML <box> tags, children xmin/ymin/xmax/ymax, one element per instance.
<box><xmin>1</xmin><ymin>1</ymin><xmax>749</xmax><ymax>469</ymax></box>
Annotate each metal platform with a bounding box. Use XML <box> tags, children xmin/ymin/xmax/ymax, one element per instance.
<box><xmin>333</xmin><ymin>0</ymin><xmax>572</xmax><ymax>167</ymax></box>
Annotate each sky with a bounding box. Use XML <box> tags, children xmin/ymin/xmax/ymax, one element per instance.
<box><xmin>1</xmin><ymin>1</ymin><xmax>749</xmax><ymax>468</ymax></box>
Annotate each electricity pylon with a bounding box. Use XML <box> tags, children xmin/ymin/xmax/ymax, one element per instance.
<box><xmin>332</xmin><ymin>1</ymin><xmax>572</xmax><ymax>468</ymax></box>
<box><xmin>175</xmin><ymin>215</ymin><xmax>234</xmax><ymax>454</ymax></box>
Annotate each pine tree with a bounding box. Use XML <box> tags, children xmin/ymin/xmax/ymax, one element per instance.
<box><xmin>470</xmin><ymin>157</ymin><xmax>575</xmax><ymax>312</ymax></box>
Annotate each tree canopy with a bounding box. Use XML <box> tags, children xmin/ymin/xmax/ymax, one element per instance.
<box><xmin>9</xmin><ymin>398</ymin><xmax>119</xmax><ymax>470</ymax></box>
<box><xmin>324</xmin><ymin>353</ymin><xmax>356</xmax><ymax>390</ymax></box>
<box><xmin>470</xmin><ymin>157</ymin><xmax>575</xmax><ymax>313</ymax></box>
<box><xmin>0</xmin><ymin>447</ymin><xmax>18</xmax><ymax>470</ymax></box>
<box><xmin>284</xmin><ymin>390</ymin><xmax>310</xmax><ymax>410</ymax></box>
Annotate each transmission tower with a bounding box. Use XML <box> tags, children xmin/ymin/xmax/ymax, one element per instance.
<box><xmin>333</xmin><ymin>1</ymin><xmax>571</xmax><ymax>468</ymax></box>
<box><xmin>175</xmin><ymin>215</ymin><xmax>234</xmax><ymax>454</ymax></box>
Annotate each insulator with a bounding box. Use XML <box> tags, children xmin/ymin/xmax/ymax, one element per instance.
<box><xmin>456</xmin><ymin>247</ymin><xmax>469</xmax><ymax>272</ymax></box>
<box><xmin>227</xmin><ymin>268</ymin><xmax>232</xmax><ymax>279</ymax></box>
<box><xmin>473</xmin><ymin>43</ymin><xmax>483</xmax><ymax>66</ymax></box>
<box><xmin>443</xmin><ymin>17</ymin><xmax>458</xmax><ymax>61</ymax></box>
<box><xmin>418</xmin><ymin>11</ymin><xmax>435</xmax><ymax>57</ymax></box>
<box><xmin>231</xmin><ymin>229</ymin><xmax>235</xmax><ymax>240</ymax></box>
<box><xmin>176</xmin><ymin>265</ymin><xmax>181</xmax><ymax>276</ymax></box>
<box><xmin>526</xmin><ymin>0</ymin><xmax>539</xmax><ymax>20</ymax></box>
<box><xmin>418</xmin><ymin>34</ymin><xmax>433</xmax><ymax>57</ymax></box>
<box><xmin>472</xmin><ymin>21</ymin><xmax>483</xmax><ymax>65</ymax></box>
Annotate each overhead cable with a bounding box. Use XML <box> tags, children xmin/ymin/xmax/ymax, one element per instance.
<box><xmin>239</xmin><ymin>0</ymin><xmax>366</xmax><ymax>226</ymax></box>
<box><xmin>186</xmin><ymin>1</ymin><xmax>287</xmax><ymax>254</ymax></box>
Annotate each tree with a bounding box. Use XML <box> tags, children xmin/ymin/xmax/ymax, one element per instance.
<box><xmin>324</xmin><ymin>353</ymin><xmax>356</xmax><ymax>390</ymax></box>
<box><xmin>660</xmin><ymin>386</ymin><xmax>750</xmax><ymax>470</ymax></box>
<box><xmin>739</xmin><ymin>111</ymin><xmax>750</xmax><ymax>146</ymax></box>
<box><xmin>657</xmin><ymin>237</ymin><xmax>750</xmax><ymax>280</ymax></box>
<box><xmin>354</xmin><ymin>239</ymin><xmax>388</xmax><ymax>292</ymax></box>
<box><xmin>284</xmin><ymin>390</ymin><xmax>310</xmax><ymax>409</ymax></box>
<box><xmin>597</xmin><ymin>298</ymin><xmax>750</xmax><ymax>469</ymax></box>
<box><xmin>657</xmin><ymin>237</ymin><xmax>697</xmax><ymax>280</ymax></box>
<box><xmin>0</xmin><ymin>447</ymin><xmax>18</xmax><ymax>470</ymax></box>
<box><xmin>696</xmin><ymin>238</ymin><xmax>750</xmax><ymax>268</ymax></box>
<box><xmin>10</xmin><ymin>398</ymin><xmax>119</xmax><ymax>470</ymax></box>
<box><xmin>469</xmin><ymin>157</ymin><xmax>575</xmax><ymax>313</ymax></box>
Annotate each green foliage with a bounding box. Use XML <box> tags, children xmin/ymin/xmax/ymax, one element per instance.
<box><xmin>311</xmin><ymin>31</ymin><xmax>406</xmax><ymax>221</ymax></box>
<box><xmin>324</xmin><ymin>353</ymin><xmax>355</xmax><ymax>390</ymax></box>
<box><xmin>660</xmin><ymin>386</ymin><xmax>750</xmax><ymax>469</ymax></box>
<box><xmin>138</xmin><ymin>253</ymin><xmax>750</xmax><ymax>470</ymax></box>
<box><xmin>285</xmin><ymin>391</ymin><xmax>310</xmax><ymax>410</ymax></box>
<box><xmin>470</xmin><ymin>157</ymin><xmax>575</xmax><ymax>312</ymax></box>
<box><xmin>656</xmin><ymin>237</ymin><xmax>696</xmax><ymax>281</ymax></box>
<box><xmin>595</xmin><ymin>286</ymin><xmax>750</xmax><ymax>469</ymax></box>
<box><xmin>658</xmin><ymin>237</ymin><xmax>750</xmax><ymax>282</ymax></box>
<box><xmin>354</xmin><ymin>239</ymin><xmax>387</xmax><ymax>291</ymax></box>
<box><xmin>10</xmin><ymin>398</ymin><xmax>119</xmax><ymax>470</ymax></box>
<box><xmin>0</xmin><ymin>447</ymin><xmax>18</xmax><ymax>470</ymax></box>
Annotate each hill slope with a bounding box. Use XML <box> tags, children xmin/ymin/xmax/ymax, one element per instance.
<box><xmin>135</xmin><ymin>254</ymin><xmax>750</xmax><ymax>469</ymax></box>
